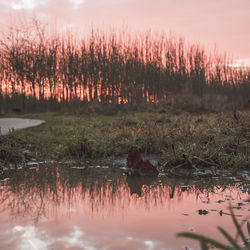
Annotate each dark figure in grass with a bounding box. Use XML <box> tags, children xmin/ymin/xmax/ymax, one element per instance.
<box><xmin>126</xmin><ymin>147</ymin><xmax>158</xmax><ymax>175</ymax></box>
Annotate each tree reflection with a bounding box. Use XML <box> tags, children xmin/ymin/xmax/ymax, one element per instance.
<box><xmin>126</xmin><ymin>175</ymin><xmax>156</xmax><ymax>197</ymax></box>
<box><xmin>0</xmin><ymin>164</ymin><xmax>244</xmax><ymax>223</ymax></box>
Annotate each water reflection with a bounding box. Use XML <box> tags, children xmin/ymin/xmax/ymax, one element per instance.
<box><xmin>126</xmin><ymin>175</ymin><xmax>156</xmax><ymax>197</ymax></box>
<box><xmin>0</xmin><ymin>164</ymin><xmax>249</xmax><ymax>249</ymax></box>
<box><xmin>0</xmin><ymin>165</ymin><xmax>248</xmax><ymax>221</ymax></box>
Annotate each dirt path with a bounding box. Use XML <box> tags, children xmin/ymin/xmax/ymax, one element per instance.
<box><xmin>0</xmin><ymin>118</ymin><xmax>45</xmax><ymax>135</ymax></box>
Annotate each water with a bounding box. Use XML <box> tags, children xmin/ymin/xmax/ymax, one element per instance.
<box><xmin>0</xmin><ymin>164</ymin><xmax>249</xmax><ymax>250</ymax></box>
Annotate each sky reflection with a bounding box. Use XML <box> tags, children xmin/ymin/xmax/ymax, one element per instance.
<box><xmin>0</xmin><ymin>165</ymin><xmax>249</xmax><ymax>249</ymax></box>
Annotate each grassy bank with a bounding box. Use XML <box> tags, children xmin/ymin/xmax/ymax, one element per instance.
<box><xmin>0</xmin><ymin>107</ymin><xmax>249</xmax><ymax>169</ymax></box>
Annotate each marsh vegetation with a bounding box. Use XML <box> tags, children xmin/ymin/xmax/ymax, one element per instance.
<box><xmin>0</xmin><ymin>110</ymin><xmax>249</xmax><ymax>170</ymax></box>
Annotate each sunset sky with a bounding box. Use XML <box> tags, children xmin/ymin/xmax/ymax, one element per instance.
<box><xmin>0</xmin><ymin>0</ymin><xmax>249</xmax><ymax>65</ymax></box>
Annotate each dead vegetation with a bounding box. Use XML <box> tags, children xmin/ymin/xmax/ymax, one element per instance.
<box><xmin>0</xmin><ymin>110</ymin><xmax>249</xmax><ymax>171</ymax></box>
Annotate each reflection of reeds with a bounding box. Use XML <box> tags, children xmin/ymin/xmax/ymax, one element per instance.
<box><xmin>0</xmin><ymin>22</ymin><xmax>249</xmax><ymax>112</ymax></box>
<box><xmin>0</xmin><ymin>164</ymin><xmax>245</xmax><ymax>223</ymax></box>
<box><xmin>178</xmin><ymin>206</ymin><xmax>250</xmax><ymax>249</ymax></box>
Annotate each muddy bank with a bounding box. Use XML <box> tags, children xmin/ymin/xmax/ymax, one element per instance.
<box><xmin>0</xmin><ymin>118</ymin><xmax>45</xmax><ymax>135</ymax></box>
<box><xmin>0</xmin><ymin>147</ymin><xmax>249</xmax><ymax>180</ymax></box>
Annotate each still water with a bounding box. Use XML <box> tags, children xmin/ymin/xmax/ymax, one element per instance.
<box><xmin>0</xmin><ymin>164</ymin><xmax>249</xmax><ymax>250</ymax></box>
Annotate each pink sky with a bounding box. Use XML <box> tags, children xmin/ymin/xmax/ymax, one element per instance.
<box><xmin>0</xmin><ymin>0</ymin><xmax>250</xmax><ymax>65</ymax></box>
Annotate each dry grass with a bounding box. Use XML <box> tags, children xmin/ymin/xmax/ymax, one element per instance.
<box><xmin>0</xmin><ymin>109</ymin><xmax>249</xmax><ymax>170</ymax></box>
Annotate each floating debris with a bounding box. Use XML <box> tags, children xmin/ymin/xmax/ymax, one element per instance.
<box><xmin>26</xmin><ymin>162</ymin><xmax>39</xmax><ymax>167</ymax></box>
<box><xmin>232</xmin><ymin>206</ymin><xmax>242</xmax><ymax>210</ymax></box>
<box><xmin>237</xmin><ymin>202</ymin><xmax>245</xmax><ymax>206</ymax></box>
<box><xmin>102</xmin><ymin>166</ymin><xmax>109</xmax><ymax>169</ymax></box>
<box><xmin>120</xmin><ymin>167</ymin><xmax>127</xmax><ymax>170</ymax></box>
<box><xmin>202</xmin><ymin>201</ymin><xmax>209</xmax><ymax>204</ymax></box>
<box><xmin>71</xmin><ymin>166</ymin><xmax>86</xmax><ymax>170</ymax></box>
<box><xmin>216</xmin><ymin>200</ymin><xmax>225</xmax><ymax>204</ymax></box>
<box><xmin>198</xmin><ymin>209</ymin><xmax>209</xmax><ymax>215</ymax></box>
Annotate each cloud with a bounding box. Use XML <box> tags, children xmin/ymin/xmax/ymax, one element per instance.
<box><xmin>12</xmin><ymin>225</ymin><xmax>98</xmax><ymax>250</ymax></box>
<box><xmin>8</xmin><ymin>0</ymin><xmax>37</xmax><ymax>10</ymax></box>
<box><xmin>69</xmin><ymin>0</ymin><xmax>85</xmax><ymax>9</ymax></box>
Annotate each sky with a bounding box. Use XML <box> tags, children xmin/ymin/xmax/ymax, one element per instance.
<box><xmin>0</xmin><ymin>0</ymin><xmax>249</xmax><ymax>65</ymax></box>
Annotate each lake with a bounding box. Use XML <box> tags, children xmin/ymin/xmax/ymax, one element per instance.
<box><xmin>0</xmin><ymin>164</ymin><xmax>249</xmax><ymax>250</ymax></box>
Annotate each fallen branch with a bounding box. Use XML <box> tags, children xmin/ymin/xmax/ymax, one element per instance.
<box><xmin>193</xmin><ymin>156</ymin><xmax>220</xmax><ymax>167</ymax></box>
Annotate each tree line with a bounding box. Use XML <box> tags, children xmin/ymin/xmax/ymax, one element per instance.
<box><xmin>0</xmin><ymin>22</ymin><xmax>249</xmax><ymax>113</ymax></box>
